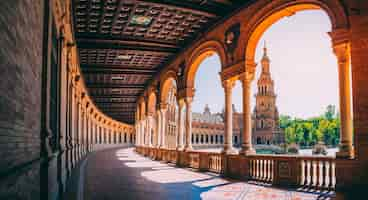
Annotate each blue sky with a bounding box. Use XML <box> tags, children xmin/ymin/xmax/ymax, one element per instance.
<box><xmin>192</xmin><ymin>10</ymin><xmax>339</xmax><ymax>118</ymax></box>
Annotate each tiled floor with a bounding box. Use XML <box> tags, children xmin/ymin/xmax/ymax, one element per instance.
<box><xmin>84</xmin><ymin>148</ymin><xmax>334</xmax><ymax>200</ymax></box>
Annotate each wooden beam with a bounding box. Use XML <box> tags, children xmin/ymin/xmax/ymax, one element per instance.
<box><xmin>87</xmin><ymin>84</ymin><xmax>145</xmax><ymax>89</ymax></box>
<box><xmin>91</xmin><ymin>94</ymin><xmax>138</xmax><ymax>98</ymax></box>
<box><xmin>82</xmin><ymin>65</ymin><xmax>156</xmax><ymax>75</ymax></box>
<box><xmin>77</xmin><ymin>38</ymin><xmax>178</xmax><ymax>53</ymax></box>
<box><xmin>94</xmin><ymin>101</ymin><xmax>136</xmax><ymax>104</ymax></box>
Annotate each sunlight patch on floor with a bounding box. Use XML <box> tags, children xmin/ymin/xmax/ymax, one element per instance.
<box><xmin>192</xmin><ymin>178</ymin><xmax>230</xmax><ymax>188</ymax></box>
<box><xmin>141</xmin><ymin>168</ymin><xmax>212</xmax><ymax>183</ymax></box>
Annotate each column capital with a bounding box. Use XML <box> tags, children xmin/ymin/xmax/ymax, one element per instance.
<box><xmin>332</xmin><ymin>42</ymin><xmax>350</xmax><ymax>62</ymax></box>
<box><xmin>159</xmin><ymin>103</ymin><xmax>168</xmax><ymax>110</ymax></box>
<box><xmin>222</xmin><ymin>79</ymin><xmax>236</xmax><ymax>91</ymax></box>
<box><xmin>240</xmin><ymin>70</ymin><xmax>255</xmax><ymax>84</ymax></box>
<box><xmin>240</xmin><ymin>60</ymin><xmax>257</xmax><ymax>83</ymax></box>
<box><xmin>184</xmin><ymin>96</ymin><xmax>193</xmax><ymax>104</ymax></box>
<box><xmin>328</xmin><ymin>28</ymin><xmax>350</xmax><ymax>47</ymax></box>
<box><xmin>146</xmin><ymin>111</ymin><xmax>155</xmax><ymax>117</ymax></box>
<box><xmin>177</xmin><ymin>98</ymin><xmax>185</xmax><ymax>108</ymax></box>
<box><xmin>177</xmin><ymin>87</ymin><xmax>195</xmax><ymax>99</ymax></box>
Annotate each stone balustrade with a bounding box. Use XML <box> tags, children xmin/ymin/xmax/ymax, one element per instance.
<box><xmin>135</xmin><ymin>146</ymin><xmax>335</xmax><ymax>190</ymax></box>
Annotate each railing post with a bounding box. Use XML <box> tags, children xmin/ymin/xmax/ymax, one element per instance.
<box><xmin>199</xmin><ymin>153</ymin><xmax>209</xmax><ymax>172</ymax></box>
<box><xmin>273</xmin><ymin>157</ymin><xmax>299</xmax><ymax>187</ymax></box>
<box><xmin>240</xmin><ymin>155</ymin><xmax>251</xmax><ymax>181</ymax></box>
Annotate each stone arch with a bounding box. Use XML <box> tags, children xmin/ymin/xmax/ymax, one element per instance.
<box><xmin>242</xmin><ymin>0</ymin><xmax>349</xmax><ymax>65</ymax></box>
<box><xmin>185</xmin><ymin>40</ymin><xmax>227</xmax><ymax>90</ymax></box>
<box><xmin>136</xmin><ymin>105</ymin><xmax>141</xmax><ymax>121</ymax></box>
<box><xmin>147</xmin><ymin>90</ymin><xmax>157</xmax><ymax>115</ymax></box>
<box><xmin>160</xmin><ymin>70</ymin><xmax>178</xmax><ymax>104</ymax></box>
<box><xmin>139</xmin><ymin>100</ymin><xmax>146</xmax><ymax>119</ymax></box>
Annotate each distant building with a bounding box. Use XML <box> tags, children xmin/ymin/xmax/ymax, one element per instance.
<box><xmin>191</xmin><ymin>43</ymin><xmax>284</xmax><ymax>148</ymax></box>
<box><xmin>252</xmin><ymin>43</ymin><xmax>284</xmax><ymax>145</ymax></box>
<box><xmin>192</xmin><ymin>104</ymin><xmax>241</xmax><ymax>148</ymax></box>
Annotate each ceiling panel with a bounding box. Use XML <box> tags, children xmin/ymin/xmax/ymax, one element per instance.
<box><xmin>72</xmin><ymin>0</ymin><xmax>252</xmax><ymax>124</ymax></box>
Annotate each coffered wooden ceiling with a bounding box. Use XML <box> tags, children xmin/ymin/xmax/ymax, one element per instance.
<box><xmin>73</xmin><ymin>0</ymin><xmax>251</xmax><ymax>124</ymax></box>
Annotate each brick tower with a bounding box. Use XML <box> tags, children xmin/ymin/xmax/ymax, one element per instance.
<box><xmin>252</xmin><ymin>42</ymin><xmax>284</xmax><ymax>145</ymax></box>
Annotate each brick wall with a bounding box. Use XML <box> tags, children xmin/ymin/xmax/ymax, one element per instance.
<box><xmin>0</xmin><ymin>0</ymin><xmax>44</xmax><ymax>199</ymax></box>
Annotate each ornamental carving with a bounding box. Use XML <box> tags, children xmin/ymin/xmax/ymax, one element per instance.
<box><xmin>224</xmin><ymin>23</ymin><xmax>240</xmax><ymax>64</ymax></box>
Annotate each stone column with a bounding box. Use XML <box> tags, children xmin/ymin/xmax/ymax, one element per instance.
<box><xmin>184</xmin><ymin>97</ymin><xmax>193</xmax><ymax>151</ymax></box>
<box><xmin>147</xmin><ymin>115</ymin><xmax>153</xmax><ymax>147</ymax></box>
<box><xmin>103</xmin><ymin>126</ymin><xmax>106</xmax><ymax>144</ymax></box>
<box><xmin>159</xmin><ymin>105</ymin><xmax>167</xmax><ymax>148</ymax></box>
<box><xmin>333</xmin><ymin>42</ymin><xmax>354</xmax><ymax>158</ymax></box>
<box><xmin>240</xmin><ymin>67</ymin><xmax>256</xmax><ymax>155</ymax></box>
<box><xmin>141</xmin><ymin>119</ymin><xmax>145</xmax><ymax>146</ymax></box>
<box><xmin>176</xmin><ymin>98</ymin><xmax>185</xmax><ymax>150</ymax></box>
<box><xmin>222</xmin><ymin>79</ymin><xmax>237</xmax><ymax>154</ymax></box>
<box><xmin>156</xmin><ymin>110</ymin><xmax>161</xmax><ymax>148</ymax></box>
<box><xmin>136</xmin><ymin>122</ymin><xmax>140</xmax><ymax>146</ymax></box>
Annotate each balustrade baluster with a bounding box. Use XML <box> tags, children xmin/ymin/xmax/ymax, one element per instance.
<box><xmin>310</xmin><ymin>160</ymin><xmax>316</xmax><ymax>187</ymax></box>
<box><xmin>316</xmin><ymin>160</ymin><xmax>321</xmax><ymax>188</ymax></box>
<box><xmin>266</xmin><ymin>160</ymin><xmax>269</xmax><ymax>180</ymax></box>
<box><xmin>330</xmin><ymin>162</ymin><xmax>335</xmax><ymax>189</ymax></box>
<box><xmin>304</xmin><ymin>160</ymin><xmax>309</xmax><ymax>185</ymax></box>
<box><xmin>321</xmin><ymin>161</ymin><xmax>327</xmax><ymax>188</ymax></box>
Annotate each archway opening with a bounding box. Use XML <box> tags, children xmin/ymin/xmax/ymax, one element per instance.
<box><xmin>190</xmin><ymin>53</ymin><xmax>225</xmax><ymax>151</ymax></box>
<box><xmin>246</xmin><ymin>7</ymin><xmax>350</xmax><ymax>156</ymax></box>
<box><xmin>161</xmin><ymin>78</ymin><xmax>178</xmax><ymax>149</ymax></box>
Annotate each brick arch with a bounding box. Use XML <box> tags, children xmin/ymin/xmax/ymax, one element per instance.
<box><xmin>139</xmin><ymin>100</ymin><xmax>146</xmax><ymax>120</ymax></box>
<box><xmin>147</xmin><ymin>90</ymin><xmax>157</xmax><ymax>115</ymax></box>
<box><xmin>184</xmin><ymin>40</ymin><xmax>227</xmax><ymax>90</ymax></box>
<box><xmin>136</xmin><ymin>104</ymin><xmax>141</xmax><ymax>121</ymax></box>
<box><xmin>240</xmin><ymin>0</ymin><xmax>349</xmax><ymax>67</ymax></box>
<box><xmin>160</xmin><ymin>70</ymin><xmax>178</xmax><ymax>104</ymax></box>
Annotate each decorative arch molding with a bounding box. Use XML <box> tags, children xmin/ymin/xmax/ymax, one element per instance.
<box><xmin>139</xmin><ymin>100</ymin><xmax>146</xmax><ymax>120</ymax></box>
<box><xmin>160</xmin><ymin>70</ymin><xmax>178</xmax><ymax>104</ymax></box>
<box><xmin>147</xmin><ymin>90</ymin><xmax>157</xmax><ymax>115</ymax></box>
<box><xmin>184</xmin><ymin>40</ymin><xmax>227</xmax><ymax>89</ymax></box>
<box><xmin>240</xmin><ymin>0</ymin><xmax>349</xmax><ymax>66</ymax></box>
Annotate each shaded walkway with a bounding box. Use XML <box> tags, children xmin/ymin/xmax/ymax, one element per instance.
<box><xmin>84</xmin><ymin>148</ymin><xmax>333</xmax><ymax>200</ymax></box>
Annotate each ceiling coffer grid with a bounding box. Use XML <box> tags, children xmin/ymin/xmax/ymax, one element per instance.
<box><xmin>73</xmin><ymin>0</ymin><xmax>250</xmax><ymax>124</ymax></box>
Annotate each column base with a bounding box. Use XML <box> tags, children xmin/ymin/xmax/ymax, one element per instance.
<box><xmin>221</xmin><ymin>147</ymin><xmax>238</xmax><ymax>155</ymax></box>
<box><xmin>336</xmin><ymin>150</ymin><xmax>354</xmax><ymax>159</ymax></box>
<box><xmin>183</xmin><ymin>146</ymin><xmax>193</xmax><ymax>152</ymax></box>
<box><xmin>239</xmin><ymin>147</ymin><xmax>256</xmax><ymax>156</ymax></box>
<box><xmin>176</xmin><ymin>146</ymin><xmax>184</xmax><ymax>151</ymax></box>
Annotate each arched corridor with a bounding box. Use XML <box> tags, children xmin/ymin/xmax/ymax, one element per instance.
<box><xmin>1</xmin><ymin>0</ymin><xmax>368</xmax><ymax>200</ymax></box>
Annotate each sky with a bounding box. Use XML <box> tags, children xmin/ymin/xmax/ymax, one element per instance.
<box><xmin>192</xmin><ymin>10</ymin><xmax>339</xmax><ymax>118</ymax></box>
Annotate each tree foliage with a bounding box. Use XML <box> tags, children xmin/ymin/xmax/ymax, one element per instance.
<box><xmin>280</xmin><ymin>105</ymin><xmax>340</xmax><ymax>147</ymax></box>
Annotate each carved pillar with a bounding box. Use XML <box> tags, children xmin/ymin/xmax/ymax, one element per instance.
<box><xmin>147</xmin><ymin>115</ymin><xmax>153</xmax><ymax>147</ymax></box>
<box><xmin>176</xmin><ymin>98</ymin><xmax>185</xmax><ymax>150</ymax></box>
<box><xmin>142</xmin><ymin>119</ymin><xmax>146</xmax><ymax>146</ymax></box>
<box><xmin>136</xmin><ymin>122</ymin><xmax>140</xmax><ymax>146</ymax></box>
<box><xmin>184</xmin><ymin>97</ymin><xmax>193</xmax><ymax>151</ymax></box>
<box><xmin>156</xmin><ymin>110</ymin><xmax>161</xmax><ymax>148</ymax></box>
<box><xmin>102</xmin><ymin>126</ymin><xmax>106</xmax><ymax>144</ymax></box>
<box><xmin>222</xmin><ymin>79</ymin><xmax>236</xmax><ymax>154</ymax></box>
<box><xmin>159</xmin><ymin>104</ymin><xmax>167</xmax><ymax>148</ymax></box>
<box><xmin>139</xmin><ymin>120</ymin><xmax>143</xmax><ymax>146</ymax></box>
<box><xmin>333</xmin><ymin>42</ymin><xmax>354</xmax><ymax>158</ymax></box>
<box><xmin>240</xmin><ymin>64</ymin><xmax>256</xmax><ymax>155</ymax></box>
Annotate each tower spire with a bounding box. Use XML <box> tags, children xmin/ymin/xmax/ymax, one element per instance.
<box><xmin>261</xmin><ymin>40</ymin><xmax>270</xmax><ymax>67</ymax></box>
<box><xmin>263</xmin><ymin>40</ymin><xmax>267</xmax><ymax>56</ymax></box>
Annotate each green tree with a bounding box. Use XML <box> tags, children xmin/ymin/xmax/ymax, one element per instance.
<box><xmin>280</xmin><ymin>104</ymin><xmax>340</xmax><ymax>147</ymax></box>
